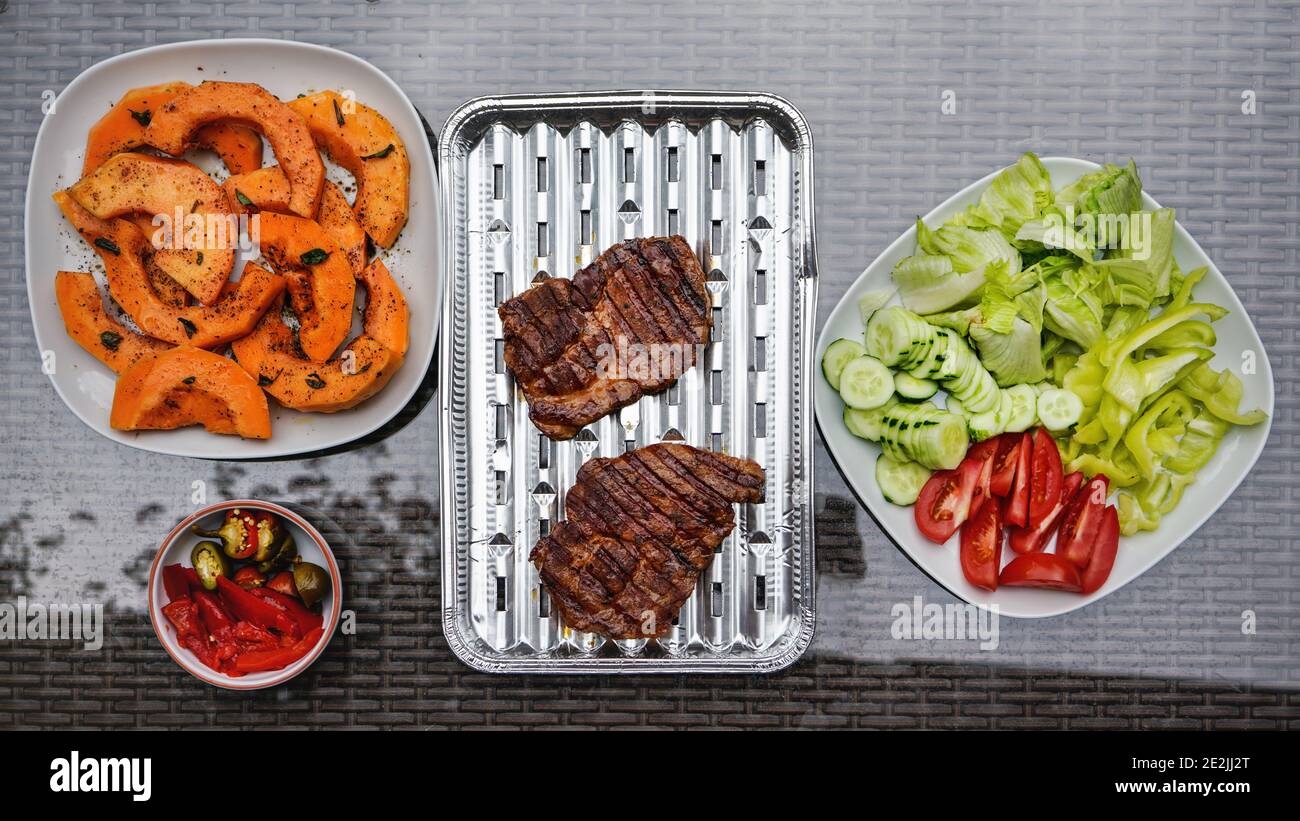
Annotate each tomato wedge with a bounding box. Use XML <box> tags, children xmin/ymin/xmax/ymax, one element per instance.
<box><xmin>998</xmin><ymin>552</ymin><xmax>1083</xmax><ymax>592</ymax></box>
<box><xmin>1080</xmin><ymin>505</ymin><xmax>1120</xmax><ymax>595</ymax></box>
<box><xmin>989</xmin><ymin>433</ymin><xmax>1021</xmax><ymax>498</ymax></box>
<box><xmin>966</xmin><ymin>438</ymin><xmax>999</xmax><ymax>464</ymax></box>
<box><xmin>1004</xmin><ymin>431</ymin><xmax>1033</xmax><ymax>527</ymax></box>
<box><xmin>914</xmin><ymin>457</ymin><xmax>984</xmax><ymax>544</ymax></box>
<box><xmin>1028</xmin><ymin>428</ymin><xmax>1064</xmax><ymax>525</ymax></box>
<box><xmin>960</xmin><ymin>496</ymin><xmax>1003</xmax><ymax>591</ymax></box>
<box><xmin>1057</xmin><ymin>474</ymin><xmax>1110</xmax><ymax>568</ymax></box>
<box><xmin>1008</xmin><ymin>471</ymin><xmax>1083</xmax><ymax>554</ymax></box>
<box><xmin>970</xmin><ymin>452</ymin><xmax>994</xmax><ymax>506</ymax></box>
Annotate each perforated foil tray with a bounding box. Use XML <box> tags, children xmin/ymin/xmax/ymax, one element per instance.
<box><xmin>438</xmin><ymin>91</ymin><xmax>818</xmax><ymax>673</ymax></box>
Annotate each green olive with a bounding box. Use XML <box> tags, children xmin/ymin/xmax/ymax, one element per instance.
<box><xmin>292</xmin><ymin>560</ymin><xmax>330</xmax><ymax>608</ymax></box>
<box><xmin>190</xmin><ymin>541</ymin><xmax>230</xmax><ymax>591</ymax></box>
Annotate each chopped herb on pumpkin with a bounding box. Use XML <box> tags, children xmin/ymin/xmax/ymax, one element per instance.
<box><xmin>94</xmin><ymin>237</ymin><xmax>121</xmax><ymax>255</ymax></box>
<box><xmin>128</xmin><ymin>108</ymin><xmax>152</xmax><ymax>127</ymax></box>
<box><xmin>258</xmin><ymin>373</ymin><xmax>278</xmax><ymax>387</ymax></box>
<box><xmin>300</xmin><ymin>248</ymin><xmax>329</xmax><ymax>266</ymax></box>
<box><xmin>362</xmin><ymin>143</ymin><xmax>395</xmax><ymax>160</ymax></box>
<box><xmin>182</xmin><ymin>375</ymin><xmax>196</xmax><ymax>385</ymax></box>
<box><xmin>236</xmin><ymin>190</ymin><xmax>254</xmax><ymax>207</ymax></box>
<box><xmin>333</xmin><ymin>98</ymin><xmax>345</xmax><ymax>126</ymax></box>
<box><xmin>196</xmin><ymin>251</ymin><xmax>204</xmax><ymax>265</ymax></box>
<box><xmin>178</xmin><ymin>317</ymin><xmax>198</xmax><ymax>338</ymax></box>
<box><xmin>99</xmin><ymin>330</ymin><xmax>123</xmax><ymax>352</ymax></box>
<box><xmin>305</xmin><ymin>372</ymin><xmax>327</xmax><ymax>390</ymax></box>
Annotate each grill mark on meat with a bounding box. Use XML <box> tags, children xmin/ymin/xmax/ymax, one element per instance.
<box><xmin>651</xmin><ymin>238</ymin><xmax>710</xmax><ymax>316</ymax></box>
<box><xmin>614</xmin><ymin>251</ymin><xmax>685</xmax><ymax>343</ymax></box>
<box><xmin>640</xmin><ymin>240</ymin><xmax>708</xmax><ymax>332</ymax></box>
<box><xmin>637</xmin><ymin>446</ymin><xmax>736</xmax><ymax>511</ymax></box>
<box><xmin>661</xmin><ymin>447</ymin><xmax>763</xmax><ymax>502</ymax></box>
<box><xmin>595</xmin><ymin>461</ymin><xmax>717</xmax><ymax>570</ymax></box>
<box><xmin>529</xmin><ymin>444</ymin><xmax>765</xmax><ymax>640</ymax></box>
<box><xmin>606</xmin><ymin>456</ymin><xmax>713</xmax><ymax>533</ymax></box>
<box><xmin>499</xmin><ymin>236</ymin><xmax>709</xmax><ymax>440</ymax></box>
<box><xmin>626</xmin><ymin>449</ymin><xmax>724</xmax><ymax>521</ymax></box>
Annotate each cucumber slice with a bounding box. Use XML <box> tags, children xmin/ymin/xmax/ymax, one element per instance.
<box><xmin>894</xmin><ymin>372</ymin><xmax>938</xmax><ymax>400</ymax></box>
<box><xmin>1037</xmin><ymin>388</ymin><xmax>1084</xmax><ymax>431</ymax></box>
<box><xmin>843</xmin><ymin>396</ymin><xmax>898</xmax><ymax>442</ymax></box>
<box><xmin>933</xmin><ymin>330</ymin><xmax>965</xmax><ymax>381</ymax></box>
<box><xmin>838</xmin><ymin>355</ymin><xmax>895</xmax><ymax>410</ymax></box>
<box><xmin>945</xmin><ymin>395</ymin><xmax>968</xmax><ymax>417</ymax></box>
<box><xmin>879</xmin><ymin>404</ymin><xmax>968</xmax><ymax>470</ymax></box>
<box><xmin>822</xmin><ymin>338</ymin><xmax>867</xmax><ymax>390</ymax></box>
<box><xmin>876</xmin><ymin>455</ymin><xmax>932</xmax><ymax>506</ymax></box>
<box><xmin>958</xmin><ymin>370</ymin><xmax>1002</xmax><ymax>414</ymax></box>
<box><xmin>922</xmin><ymin>413</ymin><xmax>970</xmax><ymax>470</ymax></box>
<box><xmin>968</xmin><ymin>408</ymin><xmax>1003</xmax><ymax>442</ymax></box>
<box><xmin>865</xmin><ymin>306</ymin><xmax>928</xmax><ymax>367</ymax></box>
<box><xmin>1002</xmin><ymin>384</ymin><xmax>1038</xmax><ymax>433</ymax></box>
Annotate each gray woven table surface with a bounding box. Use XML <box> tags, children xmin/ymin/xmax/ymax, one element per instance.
<box><xmin>1</xmin><ymin>0</ymin><xmax>1297</xmax><ymax>729</ymax></box>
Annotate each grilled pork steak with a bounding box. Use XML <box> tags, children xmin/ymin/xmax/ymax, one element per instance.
<box><xmin>498</xmin><ymin>236</ymin><xmax>710</xmax><ymax>439</ymax></box>
<box><xmin>531</xmin><ymin>443</ymin><xmax>764</xmax><ymax>640</ymax></box>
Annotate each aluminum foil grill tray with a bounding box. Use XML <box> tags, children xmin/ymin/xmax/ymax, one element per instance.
<box><xmin>438</xmin><ymin>91</ymin><xmax>818</xmax><ymax>673</ymax></box>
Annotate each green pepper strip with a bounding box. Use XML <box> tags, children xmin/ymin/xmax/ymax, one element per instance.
<box><xmin>1179</xmin><ymin>363</ymin><xmax>1268</xmax><ymax>427</ymax></box>
<box><xmin>1123</xmin><ymin>389</ymin><xmax>1195</xmax><ymax>480</ymax></box>
<box><xmin>1168</xmin><ymin>266</ymin><xmax>1207</xmax><ymax>311</ymax></box>
<box><xmin>1101</xmin><ymin>303</ymin><xmax>1228</xmax><ymax>368</ymax></box>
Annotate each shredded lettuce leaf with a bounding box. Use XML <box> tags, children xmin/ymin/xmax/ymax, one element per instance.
<box><xmin>891</xmin><ymin>253</ymin><xmax>985</xmax><ymax>315</ymax></box>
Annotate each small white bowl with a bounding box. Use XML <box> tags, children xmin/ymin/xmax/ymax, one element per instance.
<box><xmin>148</xmin><ymin>500</ymin><xmax>342</xmax><ymax>690</ymax></box>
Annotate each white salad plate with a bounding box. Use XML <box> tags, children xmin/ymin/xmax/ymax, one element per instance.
<box><xmin>815</xmin><ymin>157</ymin><xmax>1275</xmax><ymax>618</ymax></box>
<box><xmin>26</xmin><ymin>39</ymin><xmax>442</xmax><ymax>459</ymax></box>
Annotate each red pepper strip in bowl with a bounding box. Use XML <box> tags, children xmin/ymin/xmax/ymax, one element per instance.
<box><xmin>250</xmin><ymin>587</ymin><xmax>324</xmax><ymax>634</ymax></box>
<box><xmin>162</xmin><ymin>564</ymin><xmax>202</xmax><ymax>601</ymax></box>
<box><xmin>193</xmin><ymin>589</ymin><xmax>235</xmax><ymax>635</ymax></box>
<box><xmin>233</xmin><ymin>626</ymin><xmax>325</xmax><ymax>674</ymax></box>
<box><xmin>162</xmin><ymin>597</ymin><xmax>201</xmax><ymax>640</ymax></box>
<box><xmin>216</xmin><ymin>576</ymin><xmax>299</xmax><ymax>637</ymax></box>
<box><xmin>180</xmin><ymin>632</ymin><xmax>219</xmax><ymax>670</ymax></box>
<box><xmin>233</xmin><ymin>620</ymin><xmax>279</xmax><ymax>650</ymax></box>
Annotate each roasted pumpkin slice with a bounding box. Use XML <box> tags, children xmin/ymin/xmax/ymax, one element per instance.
<box><xmin>318</xmin><ymin>182</ymin><xmax>368</xmax><ymax>276</ymax></box>
<box><xmin>225</xmin><ymin>169</ymin><xmax>366</xmax><ymax>276</ymax></box>
<box><xmin>54</xmin><ymin>191</ymin><xmax>285</xmax><ymax>348</ymax></box>
<box><xmin>255</xmin><ymin>212</ymin><xmax>355</xmax><ymax>362</ymax></box>
<box><xmin>55</xmin><ymin>270</ymin><xmax>172</xmax><ymax>373</ymax></box>
<box><xmin>68</xmin><ymin>153</ymin><xmax>236</xmax><ymax>305</ymax></box>
<box><xmin>223</xmin><ymin>166</ymin><xmax>291</xmax><ymax>216</ymax></box>
<box><xmin>232</xmin><ymin>260</ymin><xmax>407</xmax><ymax>413</ymax></box>
<box><xmin>111</xmin><ymin>346</ymin><xmax>272</xmax><ymax>439</ymax></box>
<box><xmin>122</xmin><ymin>214</ymin><xmax>190</xmax><ymax>308</ymax></box>
<box><xmin>288</xmin><ymin>91</ymin><xmax>409</xmax><ymax>247</ymax></box>
<box><xmin>82</xmin><ymin>81</ymin><xmax>263</xmax><ymax>176</ymax></box>
<box><xmin>358</xmin><ymin>258</ymin><xmax>408</xmax><ymax>357</ymax></box>
<box><xmin>147</xmin><ymin>81</ymin><xmax>324</xmax><ymax>218</ymax></box>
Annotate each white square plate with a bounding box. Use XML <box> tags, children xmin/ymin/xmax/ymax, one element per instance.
<box><xmin>815</xmin><ymin>157</ymin><xmax>1275</xmax><ymax>618</ymax></box>
<box><xmin>25</xmin><ymin>39</ymin><xmax>441</xmax><ymax>459</ymax></box>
